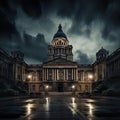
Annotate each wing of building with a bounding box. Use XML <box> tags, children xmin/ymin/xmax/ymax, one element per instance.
<box><xmin>0</xmin><ymin>24</ymin><xmax>119</xmax><ymax>95</ymax></box>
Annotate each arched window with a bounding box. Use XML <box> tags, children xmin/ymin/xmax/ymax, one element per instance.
<box><xmin>85</xmin><ymin>85</ymin><xmax>88</xmax><ymax>92</ymax></box>
<box><xmin>32</xmin><ymin>85</ymin><xmax>35</xmax><ymax>91</ymax></box>
<box><xmin>79</xmin><ymin>85</ymin><xmax>81</xmax><ymax>91</ymax></box>
<box><xmin>59</xmin><ymin>41</ymin><xmax>61</xmax><ymax>45</ymax></box>
<box><xmin>39</xmin><ymin>85</ymin><xmax>43</xmax><ymax>91</ymax></box>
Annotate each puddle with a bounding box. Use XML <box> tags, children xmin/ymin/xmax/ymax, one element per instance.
<box><xmin>0</xmin><ymin>113</ymin><xmax>25</xmax><ymax>118</ymax></box>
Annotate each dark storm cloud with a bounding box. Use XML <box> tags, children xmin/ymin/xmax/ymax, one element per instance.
<box><xmin>0</xmin><ymin>0</ymin><xmax>48</xmax><ymax>63</ymax></box>
<box><xmin>23</xmin><ymin>32</ymin><xmax>48</xmax><ymax>62</ymax></box>
<box><xmin>19</xmin><ymin>0</ymin><xmax>42</xmax><ymax>18</ymax></box>
<box><xmin>66</xmin><ymin>0</ymin><xmax>120</xmax><ymax>44</ymax></box>
<box><xmin>49</xmin><ymin>0</ymin><xmax>120</xmax><ymax>44</ymax></box>
<box><xmin>0</xmin><ymin>0</ymin><xmax>17</xmax><ymax>38</ymax></box>
<box><xmin>40</xmin><ymin>0</ymin><xmax>120</xmax><ymax>46</ymax></box>
<box><xmin>75</xmin><ymin>50</ymin><xmax>93</xmax><ymax>64</ymax></box>
<box><xmin>0</xmin><ymin>0</ymin><xmax>22</xmax><ymax>52</ymax></box>
<box><xmin>0</xmin><ymin>0</ymin><xmax>120</xmax><ymax>64</ymax></box>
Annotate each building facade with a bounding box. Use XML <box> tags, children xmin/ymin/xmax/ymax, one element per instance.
<box><xmin>0</xmin><ymin>24</ymin><xmax>119</xmax><ymax>95</ymax></box>
<box><xmin>0</xmin><ymin>48</ymin><xmax>13</xmax><ymax>83</ymax></box>
<box><xmin>93</xmin><ymin>47</ymin><xmax>109</xmax><ymax>82</ymax></box>
<box><xmin>106</xmin><ymin>48</ymin><xmax>120</xmax><ymax>80</ymax></box>
<box><xmin>28</xmin><ymin>24</ymin><xmax>93</xmax><ymax>94</ymax></box>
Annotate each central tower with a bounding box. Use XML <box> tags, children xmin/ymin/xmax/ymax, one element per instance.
<box><xmin>48</xmin><ymin>24</ymin><xmax>73</xmax><ymax>61</ymax></box>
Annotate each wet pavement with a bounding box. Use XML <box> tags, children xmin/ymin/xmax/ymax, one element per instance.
<box><xmin>0</xmin><ymin>95</ymin><xmax>120</xmax><ymax>120</ymax></box>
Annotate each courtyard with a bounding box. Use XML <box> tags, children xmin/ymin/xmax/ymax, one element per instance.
<box><xmin>0</xmin><ymin>95</ymin><xmax>120</xmax><ymax>120</ymax></box>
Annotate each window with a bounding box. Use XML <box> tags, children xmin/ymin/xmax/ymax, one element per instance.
<box><xmin>79</xmin><ymin>85</ymin><xmax>81</xmax><ymax>91</ymax></box>
<box><xmin>68</xmin><ymin>69</ymin><xmax>72</xmax><ymax>80</ymax></box>
<box><xmin>17</xmin><ymin>75</ymin><xmax>21</xmax><ymax>80</ymax></box>
<box><xmin>48</xmin><ymin>69</ymin><xmax>52</xmax><ymax>81</ymax></box>
<box><xmin>85</xmin><ymin>85</ymin><xmax>88</xmax><ymax>92</ymax></box>
<box><xmin>58</xmin><ymin>69</ymin><xmax>64</xmax><ymax>80</ymax></box>
<box><xmin>32</xmin><ymin>85</ymin><xmax>35</xmax><ymax>91</ymax></box>
<box><xmin>78</xmin><ymin>71</ymin><xmax>81</xmax><ymax>81</ymax></box>
<box><xmin>33</xmin><ymin>72</ymin><xmax>37</xmax><ymax>81</ymax></box>
<box><xmin>39</xmin><ymin>85</ymin><xmax>43</xmax><ymax>91</ymax></box>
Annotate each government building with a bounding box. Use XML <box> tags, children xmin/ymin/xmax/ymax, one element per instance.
<box><xmin>0</xmin><ymin>24</ymin><xmax>120</xmax><ymax>95</ymax></box>
<box><xmin>27</xmin><ymin>24</ymin><xmax>93</xmax><ymax>94</ymax></box>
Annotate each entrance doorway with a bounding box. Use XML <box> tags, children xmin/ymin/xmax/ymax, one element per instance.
<box><xmin>57</xmin><ymin>83</ymin><xmax>64</xmax><ymax>92</ymax></box>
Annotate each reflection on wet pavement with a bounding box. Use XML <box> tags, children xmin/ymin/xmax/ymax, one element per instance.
<box><xmin>0</xmin><ymin>96</ymin><xmax>120</xmax><ymax>120</ymax></box>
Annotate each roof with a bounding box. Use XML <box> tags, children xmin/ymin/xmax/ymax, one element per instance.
<box><xmin>107</xmin><ymin>47</ymin><xmax>120</xmax><ymax>60</ymax></box>
<box><xmin>53</xmin><ymin>24</ymin><xmax>67</xmax><ymax>39</ymax></box>
<box><xmin>42</xmin><ymin>58</ymin><xmax>78</xmax><ymax>66</ymax></box>
<box><xmin>96</xmin><ymin>47</ymin><xmax>109</xmax><ymax>55</ymax></box>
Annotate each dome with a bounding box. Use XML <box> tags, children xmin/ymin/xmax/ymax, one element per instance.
<box><xmin>53</xmin><ymin>24</ymin><xmax>67</xmax><ymax>39</ymax></box>
<box><xmin>96</xmin><ymin>47</ymin><xmax>109</xmax><ymax>61</ymax></box>
<box><xmin>97</xmin><ymin>47</ymin><xmax>108</xmax><ymax>54</ymax></box>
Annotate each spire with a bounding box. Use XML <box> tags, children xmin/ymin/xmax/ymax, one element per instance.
<box><xmin>58</xmin><ymin>24</ymin><xmax>62</xmax><ymax>31</ymax></box>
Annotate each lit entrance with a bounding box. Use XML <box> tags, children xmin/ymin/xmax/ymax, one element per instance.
<box><xmin>57</xmin><ymin>83</ymin><xmax>64</xmax><ymax>92</ymax></box>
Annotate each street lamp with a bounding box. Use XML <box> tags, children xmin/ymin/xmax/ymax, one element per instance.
<box><xmin>88</xmin><ymin>74</ymin><xmax>93</xmax><ymax>80</ymax></box>
<box><xmin>27</xmin><ymin>75</ymin><xmax>31</xmax><ymax>95</ymax></box>
<box><xmin>88</xmin><ymin>74</ymin><xmax>93</xmax><ymax>94</ymax></box>
<box><xmin>46</xmin><ymin>85</ymin><xmax>49</xmax><ymax>89</ymax></box>
<box><xmin>72</xmin><ymin>85</ymin><xmax>75</xmax><ymax>95</ymax></box>
<box><xmin>28</xmin><ymin>75</ymin><xmax>31</xmax><ymax>79</ymax></box>
<box><xmin>45</xmin><ymin>85</ymin><xmax>49</xmax><ymax>95</ymax></box>
<box><xmin>72</xmin><ymin>85</ymin><xmax>75</xmax><ymax>89</ymax></box>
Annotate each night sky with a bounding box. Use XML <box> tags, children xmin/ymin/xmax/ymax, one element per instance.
<box><xmin>0</xmin><ymin>0</ymin><xmax>120</xmax><ymax>64</ymax></box>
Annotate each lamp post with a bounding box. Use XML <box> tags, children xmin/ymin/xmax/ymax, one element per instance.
<box><xmin>27</xmin><ymin>75</ymin><xmax>31</xmax><ymax>95</ymax></box>
<box><xmin>88</xmin><ymin>74</ymin><xmax>93</xmax><ymax>94</ymax></box>
<box><xmin>28</xmin><ymin>75</ymin><xmax>31</xmax><ymax>80</ymax></box>
<box><xmin>72</xmin><ymin>85</ymin><xmax>75</xmax><ymax>96</ymax></box>
<box><xmin>45</xmin><ymin>85</ymin><xmax>49</xmax><ymax>95</ymax></box>
<box><xmin>88</xmin><ymin>74</ymin><xmax>93</xmax><ymax>81</ymax></box>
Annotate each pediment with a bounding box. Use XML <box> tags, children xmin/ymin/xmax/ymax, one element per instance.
<box><xmin>43</xmin><ymin>58</ymin><xmax>78</xmax><ymax>66</ymax></box>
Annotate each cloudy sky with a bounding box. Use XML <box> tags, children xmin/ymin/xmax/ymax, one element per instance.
<box><xmin>0</xmin><ymin>0</ymin><xmax>120</xmax><ymax>64</ymax></box>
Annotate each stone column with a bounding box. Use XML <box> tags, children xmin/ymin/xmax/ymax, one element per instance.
<box><xmin>56</xmin><ymin>69</ymin><xmax>57</xmax><ymax>81</ymax></box>
<box><xmin>46</xmin><ymin>68</ymin><xmax>47</xmax><ymax>81</ymax></box>
<box><xmin>42</xmin><ymin>69</ymin><xmax>44</xmax><ymax>81</ymax></box>
<box><xmin>66</xmin><ymin>69</ymin><xmax>68</xmax><ymax>81</ymax></box>
<box><xmin>57</xmin><ymin>69</ymin><xmax>58</xmax><ymax>81</ymax></box>
<box><xmin>76</xmin><ymin>68</ymin><xmax>78</xmax><ymax>81</ymax></box>
<box><xmin>72</xmin><ymin>68</ymin><xmax>75</xmax><ymax>80</ymax></box>
<box><xmin>83</xmin><ymin>71</ymin><xmax>84</xmax><ymax>82</ymax></box>
<box><xmin>55</xmin><ymin>69</ymin><xmax>56</xmax><ymax>81</ymax></box>
<box><xmin>52</xmin><ymin>69</ymin><xmax>54</xmax><ymax>81</ymax></box>
<box><xmin>58</xmin><ymin>48</ymin><xmax>59</xmax><ymax>54</ymax></box>
<box><xmin>72</xmin><ymin>68</ymin><xmax>73</xmax><ymax>80</ymax></box>
<box><xmin>44</xmin><ymin>68</ymin><xmax>46</xmax><ymax>81</ymax></box>
<box><xmin>65</xmin><ymin>69</ymin><xmax>66</xmax><ymax>81</ymax></box>
<box><xmin>73</xmin><ymin>68</ymin><xmax>75</xmax><ymax>80</ymax></box>
<box><xmin>64</xmin><ymin>69</ymin><xmax>65</xmax><ymax>81</ymax></box>
<box><xmin>46</xmin><ymin>68</ymin><xmax>48</xmax><ymax>80</ymax></box>
<box><xmin>54</xmin><ymin>69</ymin><xmax>55</xmax><ymax>81</ymax></box>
